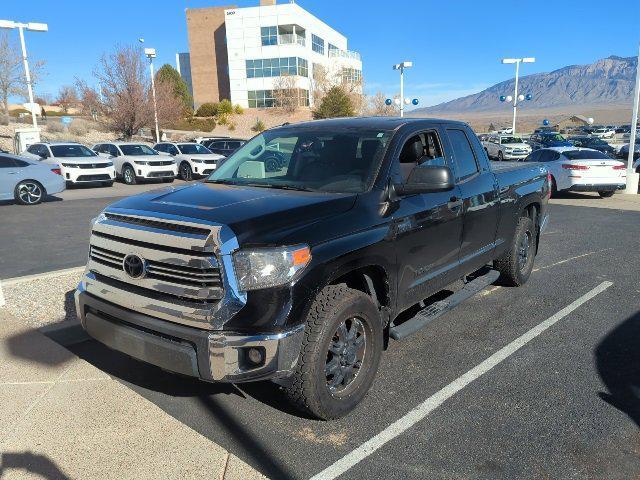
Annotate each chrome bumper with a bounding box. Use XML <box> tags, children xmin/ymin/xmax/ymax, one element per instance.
<box><xmin>75</xmin><ymin>288</ymin><xmax>304</xmax><ymax>383</ymax></box>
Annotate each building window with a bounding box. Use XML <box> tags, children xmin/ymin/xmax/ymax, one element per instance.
<box><xmin>311</xmin><ymin>34</ymin><xmax>325</xmax><ymax>55</ymax></box>
<box><xmin>341</xmin><ymin>67</ymin><xmax>362</xmax><ymax>83</ymax></box>
<box><xmin>246</xmin><ymin>57</ymin><xmax>308</xmax><ymax>78</ymax></box>
<box><xmin>328</xmin><ymin>43</ymin><xmax>338</xmax><ymax>52</ymax></box>
<box><xmin>261</xmin><ymin>26</ymin><xmax>277</xmax><ymax>46</ymax></box>
<box><xmin>248</xmin><ymin>89</ymin><xmax>310</xmax><ymax>108</ymax></box>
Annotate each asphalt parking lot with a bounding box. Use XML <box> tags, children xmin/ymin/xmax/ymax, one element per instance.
<box><xmin>2</xmin><ymin>189</ymin><xmax>638</xmax><ymax>479</ymax></box>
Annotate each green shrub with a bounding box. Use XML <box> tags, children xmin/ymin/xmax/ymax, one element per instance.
<box><xmin>218</xmin><ymin>99</ymin><xmax>233</xmax><ymax>115</ymax></box>
<box><xmin>9</xmin><ymin>108</ymin><xmax>30</xmax><ymax>117</ymax></box>
<box><xmin>170</xmin><ymin>117</ymin><xmax>216</xmax><ymax>132</ymax></box>
<box><xmin>217</xmin><ymin>114</ymin><xmax>228</xmax><ymax>126</ymax></box>
<box><xmin>195</xmin><ymin>102</ymin><xmax>218</xmax><ymax>117</ymax></box>
<box><xmin>313</xmin><ymin>86</ymin><xmax>355</xmax><ymax>119</ymax></box>
<box><xmin>43</xmin><ymin>110</ymin><xmax>68</xmax><ymax>117</ymax></box>
<box><xmin>228</xmin><ymin>122</ymin><xmax>236</xmax><ymax>131</ymax></box>
<box><xmin>233</xmin><ymin>104</ymin><xmax>244</xmax><ymax>115</ymax></box>
<box><xmin>251</xmin><ymin>119</ymin><xmax>266</xmax><ymax>132</ymax></box>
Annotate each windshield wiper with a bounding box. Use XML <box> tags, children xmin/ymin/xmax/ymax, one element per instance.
<box><xmin>205</xmin><ymin>179</ymin><xmax>239</xmax><ymax>185</ymax></box>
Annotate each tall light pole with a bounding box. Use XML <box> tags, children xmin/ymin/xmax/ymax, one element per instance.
<box><xmin>501</xmin><ymin>57</ymin><xmax>535</xmax><ymax>134</ymax></box>
<box><xmin>393</xmin><ymin>61</ymin><xmax>412</xmax><ymax>117</ymax></box>
<box><xmin>143</xmin><ymin>46</ymin><xmax>160</xmax><ymax>142</ymax></box>
<box><xmin>624</xmin><ymin>44</ymin><xmax>640</xmax><ymax>195</ymax></box>
<box><xmin>0</xmin><ymin>20</ymin><xmax>48</xmax><ymax>129</ymax></box>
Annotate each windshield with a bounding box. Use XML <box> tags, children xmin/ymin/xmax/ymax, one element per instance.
<box><xmin>500</xmin><ymin>137</ymin><xmax>524</xmax><ymax>144</ymax></box>
<box><xmin>50</xmin><ymin>145</ymin><xmax>96</xmax><ymax>157</ymax></box>
<box><xmin>178</xmin><ymin>143</ymin><xmax>211</xmax><ymax>154</ymax></box>
<box><xmin>120</xmin><ymin>144</ymin><xmax>157</xmax><ymax>156</ymax></box>
<box><xmin>543</xmin><ymin>134</ymin><xmax>567</xmax><ymax>142</ymax></box>
<box><xmin>563</xmin><ymin>150</ymin><xmax>611</xmax><ymax>160</ymax></box>
<box><xmin>207</xmin><ymin>127</ymin><xmax>393</xmax><ymax>193</ymax></box>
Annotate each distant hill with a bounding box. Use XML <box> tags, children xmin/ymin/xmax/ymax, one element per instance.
<box><xmin>411</xmin><ymin>55</ymin><xmax>637</xmax><ymax>115</ymax></box>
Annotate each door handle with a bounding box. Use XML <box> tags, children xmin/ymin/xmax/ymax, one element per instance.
<box><xmin>447</xmin><ymin>196</ymin><xmax>463</xmax><ymax>210</ymax></box>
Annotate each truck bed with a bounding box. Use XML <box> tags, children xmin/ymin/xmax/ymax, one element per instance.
<box><xmin>489</xmin><ymin>160</ymin><xmax>538</xmax><ymax>172</ymax></box>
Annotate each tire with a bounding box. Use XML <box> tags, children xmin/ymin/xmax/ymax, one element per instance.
<box><xmin>550</xmin><ymin>176</ymin><xmax>558</xmax><ymax>197</ymax></box>
<box><xmin>498</xmin><ymin>151</ymin><xmax>504</xmax><ymax>161</ymax></box>
<box><xmin>122</xmin><ymin>165</ymin><xmax>137</xmax><ymax>185</ymax></box>
<box><xmin>494</xmin><ymin>215</ymin><xmax>537</xmax><ymax>287</ymax></box>
<box><xmin>283</xmin><ymin>284</ymin><xmax>383</xmax><ymax>420</ymax></box>
<box><xmin>264</xmin><ymin>157</ymin><xmax>279</xmax><ymax>172</ymax></box>
<box><xmin>179</xmin><ymin>162</ymin><xmax>193</xmax><ymax>181</ymax></box>
<box><xmin>14</xmin><ymin>180</ymin><xmax>45</xmax><ymax>205</ymax></box>
<box><xmin>102</xmin><ymin>181</ymin><xmax>114</xmax><ymax>187</ymax></box>
<box><xmin>598</xmin><ymin>191</ymin><xmax>614</xmax><ymax>198</ymax></box>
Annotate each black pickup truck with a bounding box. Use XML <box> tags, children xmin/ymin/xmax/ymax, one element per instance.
<box><xmin>75</xmin><ymin>117</ymin><xmax>550</xmax><ymax>419</ymax></box>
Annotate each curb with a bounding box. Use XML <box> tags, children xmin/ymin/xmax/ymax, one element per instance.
<box><xmin>0</xmin><ymin>266</ymin><xmax>85</xmax><ymax>308</ymax></box>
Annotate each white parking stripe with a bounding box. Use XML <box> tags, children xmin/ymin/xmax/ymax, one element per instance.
<box><xmin>310</xmin><ymin>281</ymin><xmax>613</xmax><ymax>480</ymax></box>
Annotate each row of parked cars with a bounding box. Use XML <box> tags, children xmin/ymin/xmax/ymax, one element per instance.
<box><xmin>480</xmin><ymin>132</ymin><xmax>637</xmax><ymax>198</ymax></box>
<box><xmin>0</xmin><ymin>137</ymin><xmax>247</xmax><ymax>205</ymax></box>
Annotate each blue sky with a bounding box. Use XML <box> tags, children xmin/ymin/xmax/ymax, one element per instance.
<box><xmin>3</xmin><ymin>0</ymin><xmax>639</xmax><ymax>107</ymax></box>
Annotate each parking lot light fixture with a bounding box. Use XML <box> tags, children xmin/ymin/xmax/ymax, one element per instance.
<box><xmin>392</xmin><ymin>61</ymin><xmax>413</xmax><ymax>117</ymax></box>
<box><xmin>501</xmin><ymin>57</ymin><xmax>535</xmax><ymax>134</ymax></box>
<box><xmin>143</xmin><ymin>47</ymin><xmax>160</xmax><ymax>142</ymax></box>
<box><xmin>0</xmin><ymin>19</ymin><xmax>48</xmax><ymax>129</ymax></box>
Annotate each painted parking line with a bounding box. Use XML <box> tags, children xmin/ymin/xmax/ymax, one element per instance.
<box><xmin>532</xmin><ymin>248</ymin><xmax>613</xmax><ymax>273</ymax></box>
<box><xmin>310</xmin><ymin>281</ymin><xmax>613</xmax><ymax>480</ymax></box>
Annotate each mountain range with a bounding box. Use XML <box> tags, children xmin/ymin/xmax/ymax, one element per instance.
<box><xmin>411</xmin><ymin>55</ymin><xmax>637</xmax><ymax>115</ymax></box>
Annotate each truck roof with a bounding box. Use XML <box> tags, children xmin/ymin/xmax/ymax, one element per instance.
<box><xmin>271</xmin><ymin>116</ymin><xmax>469</xmax><ymax>132</ymax></box>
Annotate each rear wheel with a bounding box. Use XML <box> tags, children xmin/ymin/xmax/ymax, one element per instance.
<box><xmin>598</xmin><ymin>191</ymin><xmax>614</xmax><ymax>198</ymax></box>
<box><xmin>283</xmin><ymin>284</ymin><xmax>383</xmax><ymax>420</ymax></box>
<box><xmin>494</xmin><ymin>215</ymin><xmax>537</xmax><ymax>287</ymax></box>
<box><xmin>122</xmin><ymin>165</ymin><xmax>137</xmax><ymax>185</ymax></box>
<box><xmin>264</xmin><ymin>156</ymin><xmax>279</xmax><ymax>172</ymax></box>
<box><xmin>550</xmin><ymin>176</ymin><xmax>558</xmax><ymax>197</ymax></box>
<box><xmin>14</xmin><ymin>180</ymin><xmax>45</xmax><ymax>205</ymax></box>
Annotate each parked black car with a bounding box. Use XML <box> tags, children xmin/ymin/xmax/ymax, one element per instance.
<box><xmin>568</xmin><ymin>136</ymin><xmax>615</xmax><ymax>156</ymax></box>
<box><xmin>617</xmin><ymin>139</ymin><xmax>640</xmax><ymax>165</ymax></box>
<box><xmin>202</xmin><ymin>138</ymin><xmax>246</xmax><ymax>157</ymax></box>
<box><xmin>528</xmin><ymin>132</ymin><xmax>573</xmax><ymax>150</ymax></box>
<box><xmin>75</xmin><ymin>117</ymin><xmax>549</xmax><ymax>420</ymax></box>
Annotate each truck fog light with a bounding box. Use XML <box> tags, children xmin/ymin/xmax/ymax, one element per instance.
<box><xmin>247</xmin><ymin>347</ymin><xmax>264</xmax><ymax>365</ymax></box>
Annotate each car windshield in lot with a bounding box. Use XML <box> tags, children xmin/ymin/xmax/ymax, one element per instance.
<box><xmin>544</xmin><ymin>134</ymin><xmax>567</xmax><ymax>142</ymax></box>
<box><xmin>563</xmin><ymin>150</ymin><xmax>611</xmax><ymax>160</ymax></box>
<box><xmin>501</xmin><ymin>136</ymin><xmax>524</xmax><ymax>144</ymax></box>
<box><xmin>50</xmin><ymin>145</ymin><xmax>96</xmax><ymax>157</ymax></box>
<box><xmin>178</xmin><ymin>144</ymin><xmax>211</xmax><ymax>154</ymax></box>
<box><xmin>207</xmin><ymin>127</ymin><xmax>393</xmax><ymax>193</ymax></box>
<box><xmin>120</xmin><ymin>144</ymin><xmax>157</xmax><ymax>156</ymax></box>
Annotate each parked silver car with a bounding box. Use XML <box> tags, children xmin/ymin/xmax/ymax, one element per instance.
<box><xmin>0</xmin><ymin>153</ymin><xmax>65</xmax><ymax>205</ymax></box>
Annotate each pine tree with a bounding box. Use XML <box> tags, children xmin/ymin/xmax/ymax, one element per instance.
<box><xmin>313</xmin><ymin>86</ymin><xmax>355</xmax><ymax>119</ymax></box>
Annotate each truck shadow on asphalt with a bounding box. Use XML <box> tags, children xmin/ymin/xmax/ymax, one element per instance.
<box><xmin>595</xmin><ymin>310</ymin><xmax>640</xmax><ymax>427</ymax></box>
<box><xmin>0</xmin><ymin>451</ymin><xmax>71</xmax><ymax>480</ymax></box>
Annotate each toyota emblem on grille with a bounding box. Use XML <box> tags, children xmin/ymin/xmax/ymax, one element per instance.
<box><xmin>123</xmin><ymin>254</ymin><xmax>146</xmax><ymax>279</ymax></box>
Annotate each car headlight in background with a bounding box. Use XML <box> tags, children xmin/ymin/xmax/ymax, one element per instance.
<box><xmin>133</xmin><ymin>160</ymin><xmax>148</xmax><ymax>165</ymax></box>
<box><xmin>232</xmin><ymin>245</ymin><xmax>311</xmax><ymax>291</ymax></box>
<box><xmin>61</xmin><ymin>163</ymin><xmax>80</xmax><ymax>168</ymax></box>
<box><xmin>192</xmin><ymin>158</ymin><xmax>208</xmax><ymax>163</ymax></box>
<box><xmin>105</xmin><ymin>162</ymin><xmax>114</xmax><ymax>167</ymax></box>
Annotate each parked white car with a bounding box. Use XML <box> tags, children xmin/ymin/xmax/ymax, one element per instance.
<box><xmin>22</xmin><ymin>142</ymin><xmax>115</xmax><ymax>187</ymax></box>
<box><xmin>153</xmin><ymin>142</ymin><xmax>224</xmax><ymax>181</ymax></box>
<box><xmin>525</xmin><ymin>147</ymin><xmax>626</xmax><ymax>198</ymax></box>
<box><xmin>592</xmin><ymin>127</ymin><xmax>615</xmax><ymax>139</ymax></box>
<box><xmin>92</xmin><ymin>142</ymin><xmax>177</xmax><ymax>185</ymax></box>
<box><xmin>0</xmin><ymin>153</ymin><xmax>65</xmax><ymax>205</ymax></box>
<box><xmin>482</xmin><ymin>134</ymin><xmax>532</xmax><ymax>161</ymax></box>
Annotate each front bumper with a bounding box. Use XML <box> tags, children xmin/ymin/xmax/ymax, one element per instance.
<box><xmin>135</xmin><ymin>163</ymin><xmax>178</xmax><ymax>179</ymax></box>
<box><xmin>74</xmin><ymin>287</ymin><xmax>304</xmax><ymax>383</ymax></box>
<box><xmin>503</xmin><ymin>151</ymin><xmax>530</xmax><ymax>160</ymax></box>
<box><xmin>191</xmin><ymin>162</ymin><xmax>217</xmax><ymax>177</ymax></box>
<box><xmin>63</xmin><ymin>166</ymin><xmax>116</xmax><ymax>184</ymax></box>
<box><xmin>569</xmin><ymin>183</ymin><xmax>626</xmax><ymax>192</ymax></box>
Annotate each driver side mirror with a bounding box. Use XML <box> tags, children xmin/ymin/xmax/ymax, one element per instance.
<box><xmin>395</xmin><ymin>165</ymin><xmax>455</xmax><ymax>196</ymax></box>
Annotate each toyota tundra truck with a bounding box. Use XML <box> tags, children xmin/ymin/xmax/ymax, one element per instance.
<box><xmin>75</xmin><ymin>117</ymin><xmax>550</xmax><ymax>420</ymax></box>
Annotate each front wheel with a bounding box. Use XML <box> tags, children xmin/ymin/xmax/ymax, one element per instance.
<box><xmin>283</xmin><ymin>284</ymin><xmax>383</xmax><ymax>420</ymax></box>
<box><xmin>598</xmin><ymin>191</ymin><xmax>615</xmax><ymax>198</ymax></box>
<box><xmin>494</xmin><ymin>215</ymin><xmax>537</xmax><ymax>287</ymax></box>
<box><xmin>122</xmin><ymin>165</ymin><xmax>137</xmax><ymax>185</ymax></box>
<box><xmin>497</xmin><ymin>151</ymin><xmax>504</xmax><ymax>161</ymax></box>
<box><xmin>179</xmin><ymin>162</ymin><xmax>193</xmax><ymax>181</ymax></box>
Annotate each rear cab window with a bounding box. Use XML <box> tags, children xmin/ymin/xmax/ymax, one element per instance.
<box><xmin>446</xmin><ymin>128</ymin><xmax>480</xmax><ymax>181</ymax></box>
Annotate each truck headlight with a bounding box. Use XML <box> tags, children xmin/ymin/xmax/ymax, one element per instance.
<box><xmin>232</xmin><ymin>245</ymin><xmax>311</xmax><ymax>291</ymax></box>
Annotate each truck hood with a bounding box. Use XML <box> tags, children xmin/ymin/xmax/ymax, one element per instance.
<box><xmin>106</xmin><ymin>182</ymin><xmax>358</xmax><ymax>246</ymax></box>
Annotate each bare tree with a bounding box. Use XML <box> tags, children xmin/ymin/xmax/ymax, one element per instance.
<box><xmin>0</xmin><ymin>32</ymin><xmax>45</xmax><ymax>125</ymax></box>
<box><xmin>77</xmin><ymin>45</ymin><xmax>183</xmax><ymax>139</ymax></box>
<box><xmin>311</xmin><ymin>64</ymin><xmax>365</xmax><ymax>114</ymax></box>
<box><xmin>55</xmin><ymin>85</ymin><xmax>79</xmax><ymax>113</ymax></box>
<box><xmin>273</xmin><ymin>74</ymin><xmax>301</xmax><ymax>113</ymax></box>
<box><xmin>365</xmin><ymin>91</ymin><xmax>396</xmax><ymax>116</ymax></box>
